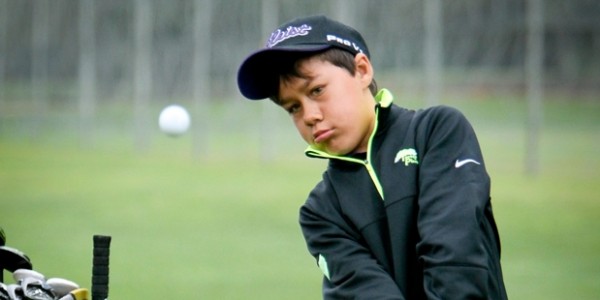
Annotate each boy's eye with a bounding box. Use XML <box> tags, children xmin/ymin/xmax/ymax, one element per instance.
<box><xmin>310</xmin><ymin>86</ymin><xmax>324</xmax><ymax>97</ymax></box>
<box><xmin>286</xmin><ymin>104</ymin><xmax>300</xmax><ymax>114</ymax></box>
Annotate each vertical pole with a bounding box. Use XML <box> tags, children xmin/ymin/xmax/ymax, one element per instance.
<box><xmin>133</xmin><ymin>0</ymin><xmax>153</xmax><ymax>151</ymax></box>
<box><xmin>259</xmin><ymin>0</ymin><xmax>278</xmax><ymax>162</ymax></box>
<box><xmin>0</xmin><ymin>0</ymin><xmax>6</xmax><ymax>135</ymax></box>
<box><xmin>424</xmin><ymin>0</ymin><xmax>443</xmax><ymax>107</ymax></box>
<box><xmin>525</xmin><ymin>0</ymin><xmax>544</xmax><ymax>175</ymax></box>
<box><xmin>31</xmin><ymin>0</ymin><xmax>50</xmax><ymax>139</ymax></box>
<box><xmin>192</xmin><ymin>0</ymin><xmax>213</xmax><ymax>158</ymax></box>
<box><xmin>332</xmin><ymin>0</ymin><xmax>355</xmax><ymax>25</ymax></box>
<box><xmin>79</xmin><ymin>0</ymin><xmax>96</xmax><ymax>147</ymax></box>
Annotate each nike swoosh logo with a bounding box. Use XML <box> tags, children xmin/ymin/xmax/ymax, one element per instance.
<box><xmin>455</xmin><ymin>159</ymin><xmax>481</xmax><ymax>168</ymax></box>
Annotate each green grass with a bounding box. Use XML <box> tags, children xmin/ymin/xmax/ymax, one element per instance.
<box><xmin>1</xmin><ymin>95</ymin><xmax>599</xmax><ymax>299</ymax></box>
<box><xmin>1</xmin><ymin>142</ymin><xmax>325</xmax><ymax>299</ymax></box>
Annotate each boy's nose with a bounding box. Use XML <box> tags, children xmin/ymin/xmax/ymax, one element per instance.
<box><xmin>303</xmin><ymin>102</ymin><xmax>323</xmax><ymax>125</ymax></box>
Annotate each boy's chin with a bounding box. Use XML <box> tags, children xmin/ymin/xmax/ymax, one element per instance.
<box><xmin>318</xmin><ymin>146</ymin><xmax>347</xmax><ymax>156</ymax></box>
<box><xmin>311</xmin><ymin>142</ymin><xmax>353</xmax><ymax>156</ymax></box>
<box><xmin>311</xmin><ymin>144</ymin><xmax>332</xmax><ymax>154</ymax></box>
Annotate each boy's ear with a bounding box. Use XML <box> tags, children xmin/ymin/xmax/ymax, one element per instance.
<box><xmin>354</xmin><ymin>53</ymin><xmax>373</xmax><ymax>89</ymax></box>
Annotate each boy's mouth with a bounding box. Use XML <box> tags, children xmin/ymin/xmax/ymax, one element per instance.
<box><xmin>313</xmin><ymin>129</ymin><xmax>333</xmax><ymax>144</ymax></box>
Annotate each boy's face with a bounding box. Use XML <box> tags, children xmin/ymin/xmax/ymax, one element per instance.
<box><xmin>277</xmin><ymin>53</ymin><xmax>376</xmax><ymax>155</ymax></box>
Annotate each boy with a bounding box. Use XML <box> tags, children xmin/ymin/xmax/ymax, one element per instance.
<box><xmin>237</xmin><ymin>15</ymin><xmax>507</xmax><ymax>299</ymax></box>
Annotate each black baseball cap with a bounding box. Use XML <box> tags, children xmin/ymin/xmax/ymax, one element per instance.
<box><xmin>237</xmin><ymin>15</ymin><xmax>370</xmax><ymax>100</ymax></box>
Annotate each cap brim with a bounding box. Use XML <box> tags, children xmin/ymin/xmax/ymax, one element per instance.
<box><xmin>237</xmin><ymin>44</ymin><xmax>331</xmax><ymax>100</ymax></box>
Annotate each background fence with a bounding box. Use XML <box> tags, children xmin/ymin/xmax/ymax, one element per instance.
<box><xmin>1</xmin><ymin>0</ymin><xmax>598</xmax><ymax>165</ymax></box>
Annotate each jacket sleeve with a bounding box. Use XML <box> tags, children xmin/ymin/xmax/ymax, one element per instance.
<box><xmin>415</xmin><ymin>106</ymin><xmax>499</xmax><ymax>299</ymax></box>
<box><xmin>300</xmin><ymin>180</ymin><xmax>405</xmax><ymax>300</ymax></box>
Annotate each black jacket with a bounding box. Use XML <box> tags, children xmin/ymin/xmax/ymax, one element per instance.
<box><xmin>300</xmin><ymin>89</ymin><xmax>507</xmax><ymax>299</ymax></box>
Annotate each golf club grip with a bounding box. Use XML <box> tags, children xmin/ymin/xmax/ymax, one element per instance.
<box><xmin>92</xmin><ymin>235</ymin><xmax>111</xmax><ymax>300</ymax></box>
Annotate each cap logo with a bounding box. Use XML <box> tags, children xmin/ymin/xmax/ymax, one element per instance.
<box><xmin>266</xmin><ymin>24</ymin><xmax>312</xmax><ymax>48</ymax></box>
<box><xmin>326</xmin><ymin>34</ymin><xmax>364</xmax><ymax>54</ymax></box>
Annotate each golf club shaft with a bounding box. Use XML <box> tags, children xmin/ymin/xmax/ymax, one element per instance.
<box><xmin>1</xmin><ymin>227</ymin><xmax>5</xmax><ymax>283</ymax></box>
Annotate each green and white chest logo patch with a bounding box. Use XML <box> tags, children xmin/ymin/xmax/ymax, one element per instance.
<box><xmin>394</xmin><ymin>148</ymin><xmax>419</xmax><ymax>166</ymax></box>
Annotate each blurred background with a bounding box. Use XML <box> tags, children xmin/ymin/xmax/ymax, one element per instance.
<box><xmin>1</xmin><ymin>0</ymin><xmax>599</xmax><ymax>299</ymax></box>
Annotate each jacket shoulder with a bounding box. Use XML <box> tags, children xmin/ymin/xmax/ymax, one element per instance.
<box><xmin>386</xmin><ymin>104</ymin><xmax>466</xmax><ymax>131</ymax></box>
<box><xmin>414</xmin><ymin>105</ymin><xmax>467</xmax><ymax>122</ymax></box>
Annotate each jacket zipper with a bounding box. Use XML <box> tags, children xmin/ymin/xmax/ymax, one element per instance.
<box><xmin>304</xmin><ymin>111</ymin><xmax>385</xmax><ymax>200</ymax></box>
<box><xmin>364</xmin><ymin>159</ymin><xmax>384</xmax><ymax>200</ymax></box>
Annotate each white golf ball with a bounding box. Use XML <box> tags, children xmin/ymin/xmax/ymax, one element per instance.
<box><xmin>159</xmin><ymin>105</ymin><xmax>190</xmax><ymax>136</ymax></box>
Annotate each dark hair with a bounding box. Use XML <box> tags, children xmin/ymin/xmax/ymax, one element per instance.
<box><xmin>270</xmin><ymin>48</ymin><xmax>378</xmax><ymax>103</ymax></box>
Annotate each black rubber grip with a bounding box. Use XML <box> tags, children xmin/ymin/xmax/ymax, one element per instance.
<box><xmin>93</xmin><ymin>256</ymin><xmax>110</xmax><ymax>265</ymax></box>
<box><xmin>92</xmin><ymin>276</ymin><xmax>109</xmax><ymax>285</ymax></box>
<box><xmin>92</xmin><ymin>235</ymin><xmax>111</xmax><ymax>300</ymax></box>
<box><xmin>93</xmin><ymin>247</ymin><xmax>110</xmax><ymax>256</ymax></box>
<box><xmin>92</xmin><ymin>265</ymin><xmax>109</xmax><ymax>275</ymax></box>
<box><xmin>93</xmin><ymin>235</ymin><xmax>111</xmax><ymax>248</ymax></box>
<box><xmin>92</xmin><ymin>286</ymin><xmax>109</xmax><ymax>294</ymax></box>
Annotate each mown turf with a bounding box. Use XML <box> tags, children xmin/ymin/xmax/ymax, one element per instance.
<box><xmin>1</xmin><ymin>96</ymin><xmax>599</xmax><ymax>299</ymax></box>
